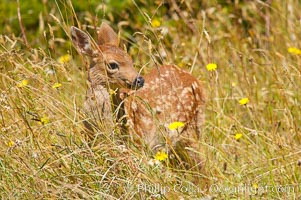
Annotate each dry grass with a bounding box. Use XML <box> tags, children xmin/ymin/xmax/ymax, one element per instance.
<box><xmin>0</xmin><ymin>0</ymin><xmax>300</xmax><ymax>199</ymax></box>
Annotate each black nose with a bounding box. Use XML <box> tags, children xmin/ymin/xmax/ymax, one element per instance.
<box><xmin>133</xmin><ymin>76</ymin><xmax>144</xmax><ymax>88</ymax></box>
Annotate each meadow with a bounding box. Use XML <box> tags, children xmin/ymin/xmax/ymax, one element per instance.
<box><xmin>0</xmin><ymin>0</ymin><xmax>300</xmax><ymax>199</ymax></box>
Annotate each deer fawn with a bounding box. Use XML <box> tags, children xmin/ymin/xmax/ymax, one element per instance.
<box><xmin>71</xmin><ymin>23</ymin><xmax>144</xmax><ymax>133</ymax></box>
<box><xmin>71</xmin><ymin>23</ymin><xmax>205</xmax><ymax>169</ymax></box>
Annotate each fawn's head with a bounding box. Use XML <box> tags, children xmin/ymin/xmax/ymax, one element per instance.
<box><xmin>71</xmin><ymin>23</ymin><xmax>144</xmax><ymax>89</ymax></box>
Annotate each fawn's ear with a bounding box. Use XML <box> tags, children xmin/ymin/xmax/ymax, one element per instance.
<box><xmin>71</xmin><ymin>26</ymin><xmax>94</xmax><ymax>56</ymax></box>
<box><xmin>97</xmin><ymin>23</ymin><xmax>119</xmax><ymax>46</ymax></box>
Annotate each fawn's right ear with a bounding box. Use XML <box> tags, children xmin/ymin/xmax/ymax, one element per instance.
<box><xmin>71</xmin><ymin>26</ymin><xmax>94</xmax><ymax>56</ymax></box>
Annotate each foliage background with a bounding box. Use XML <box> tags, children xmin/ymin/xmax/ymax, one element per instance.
<box><xmin>0</xmin><ymin>0</ymin><xmax>300</xmax><ymax>199</ymax></box>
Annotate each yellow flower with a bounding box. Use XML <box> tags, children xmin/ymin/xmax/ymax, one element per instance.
<box><xmin>234</xmin><ymin>133</ymin><xmax>243</xmax><ymax>140</ymax></box>
<box><xmin>151</xmin><ymin>19</ymin><xmax>161</xmax><ymax>28</ymax></box>
<box><xmin>52</xmin><ymin>82</ymin><xmax>62</xmax><ymax>89</ymax></box>
<box><xmin>155</xmin><ymin>151</ymin><xmax>168</xmax><ymax>161</ymax></box>
<box><xmin>17</xmin><ymin>79</ymin><xmax>28</xmax><ymax>87</ymax></box>
<box><xmin>109</xmin><ymin>89</ymin><xmax>117</xmax><ymax>96</ymax></box>
<box><xmin>168</xmin><ymin>121</ymin><xmax>185</xmax><ymax>131</ymax></box>
<box><xmin>6</xmin><ymin>140</ymin><xmax>15</xmax><ymax>147</ymax></box>
<box><xmin>288</xmin><ymin>47</ymin><xmax>301</xmax><ymax>55</ymax></box>
<box><xmin>58</xmin><ymin>54</ymin><xmax>71</xmax><ymax>64</ymax></box>
<box><xmin>239</xmin><ymin>98</ymin><xmax>249</xmax><ymax>105</ymax></box>
<box><xmin>206</xmin><ymin>63</ymin><xmax>217</xmax><ymax>71</ymax></box>
<box><xmin>253</xmin><ymin>183</ymin><xmax>258</xmax><ymax>190</ymax></box>
<box><xmin>40</xmin><ymin>116</ymin><xmax>49</xmax><ymax>125</ymax></box>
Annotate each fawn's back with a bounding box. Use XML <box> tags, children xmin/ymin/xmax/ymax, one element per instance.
<box><xmin>125</xmin><ymin>65</ymin><xmax>205</xmax><ymax>153</ymax></box>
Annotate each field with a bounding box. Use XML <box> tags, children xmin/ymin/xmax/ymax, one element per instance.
<box><xmin>0</xmin><ymin>0</ymin><xmax>300</xmax><ymax>199</ymax></box>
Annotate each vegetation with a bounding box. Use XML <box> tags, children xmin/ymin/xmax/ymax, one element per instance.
<box><xmin>0</xmin><ymin>0</ymin><xmax>300</xmax><ymax>199</ymax></box>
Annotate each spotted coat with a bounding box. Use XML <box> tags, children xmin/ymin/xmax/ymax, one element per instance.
<box><xmin>125</xmin><ymin>65</ymin><xmax>205</xmax><ymax>153</ymax></box>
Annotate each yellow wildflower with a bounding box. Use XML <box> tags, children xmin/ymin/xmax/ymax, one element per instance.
<box><xmin>253</xmin><ymin>183</ymin><xmax>258</xmax><ymax>190</ymax></box>
<box><xmin>234</xmin><ymin>133</ymin><xmax>243</xmax><ymax>140</ymax></box>
<box><xmin>239</xmin><ymin>97</ymin><xmax>249</xmax><ymax>105</ymax></box>
<box><xmin>17</xmin><ymin>79</ymin><xmax>28</xmax><ymax>88</ymax></box>
<box><xmin>40</xmin><ymin>116</ymin><xmax>49</xmax><ymax>125</ymax></box>
<box><xmin>52</xmin><ymin>82</ymin><xmax>62</xmax><ymax>89</ymax></box>
<box><xmin>6</xmin><ymin>140</ymin><xmax>15</xmax><ymax>147</ymax></box>
<box><xmin>58</xmin><ymin>54</ymin><xmax>71</xmax><ymax>64</ymax></box>
<box><xmin>151</xmin><ymin>19</ymin><xmax>161</xmax><ymax>28</ymax></box>
<box><xmin>155</xmin><ymin>151</ymin><xmax>168</xmax><ymax>161</ymax></box>
<box><xmin>288</xmin><ymin>47</ymin><xmax>301</xmax><ymax>55</ymax></box>
<box><xmin>206</xmin><ymin>63</ymin><xmax>217</xmax><ymax>71</ymax></box>
<box><xmin>109</xmin><ymin>89</ymin><xmax>117</xmax><ymax>96</ymax></box>
<box><xmin>168</xmin><ymin>121</ymin><xmax>185</xmax><ymax>131</ymax></box>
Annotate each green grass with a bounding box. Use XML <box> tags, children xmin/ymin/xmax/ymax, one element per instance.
<box><xmin>0</xmin><ymin>0</ymin><xmax>300</xmax><ymax>199</ymax></box>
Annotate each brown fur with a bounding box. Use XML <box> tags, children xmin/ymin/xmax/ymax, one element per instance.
<box><xmin>125</xmin><ymin>65</ymin><xmax>205</xmax><ymax>169</ymax></box>
<box><xmin>71</xmin><ymin>23</ymin><xmax>205</xmax><ymax>169</ymax></box>
<box><xmin>71</xmin><ymin>24</ymin><xmax>141</xmax><ymax>133</ymax></box>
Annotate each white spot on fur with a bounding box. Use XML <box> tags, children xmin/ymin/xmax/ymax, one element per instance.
<box><xmin>141</xmin><ymin>116</ymin><xmax>152</xmax><ymax>126</ymax></box>
<box><xmin>162</xmin><ymin>73</ymin><xmax>169</xmax><ymax>77</ymax></box>
<box><xmin>131</xmin><ymin>101</ymin><xmax>138</xmax><ymax>111</ymax></box>
<box><xmin>154</xmin><ymin>106</ymin><xmax>162</xmax><ymax>113</ymax></box>
<box><xmin>180</xmin><ymin>87</ymin><xmax>192</xmax><ymax>100</ymax></box>
<box><xmin>154</xmin><ymin>78</ymin><xmax>160</xmax><ymax>83</ymax></box>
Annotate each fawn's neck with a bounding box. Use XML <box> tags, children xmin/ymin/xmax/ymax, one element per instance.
<box><xmin>88</xmin><ymin>67</ymin><xmax>125</xmax><ymax>115</ymax></box>
<box><xmin>88</xmin><ymin>61</ymin><xmax>127</xmax><ymax>126</ymax></box>
<box><xmin>88</xmin><ymin>66</ymin><xmax>108</xmax><ymax>88</ymax></box>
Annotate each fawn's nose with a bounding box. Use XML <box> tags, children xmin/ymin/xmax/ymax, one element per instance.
<box><xmin>133</xmin><ymin>76</ymin><xmax>144</xmax><ymax>88</ymax></box>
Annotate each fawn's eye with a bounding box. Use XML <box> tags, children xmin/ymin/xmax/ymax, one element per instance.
<box><xmin>107</xmin><ymin>61</ymin><xmax>119</xmax><ymax>70</ymax></box>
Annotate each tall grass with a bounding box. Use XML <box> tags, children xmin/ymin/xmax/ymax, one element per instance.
<box><xmin>0</xmin><ymin>0</ymin><xmax>300</xmax><ymax>199</ymax></box>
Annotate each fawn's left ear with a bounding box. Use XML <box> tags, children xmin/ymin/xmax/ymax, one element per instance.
<box><xmin>97</xmin><ymin>22</ymin><xmax>119</xmax><ymax>46</ymax></box>
<box><xmin>71</xmin><ymin>26</ymin><xmax>94</xmax><ymax>56</ymax></box>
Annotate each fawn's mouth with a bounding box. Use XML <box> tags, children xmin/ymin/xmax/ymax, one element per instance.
<box><xmin>121</xmin><ymin>76</ymin><xmax>144</xmax><ymax>90</ymax></box>
<box><xmin>124</xmin><ymin>81</ymin><xmax>142</xmax><ymax>90</ymax></box>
